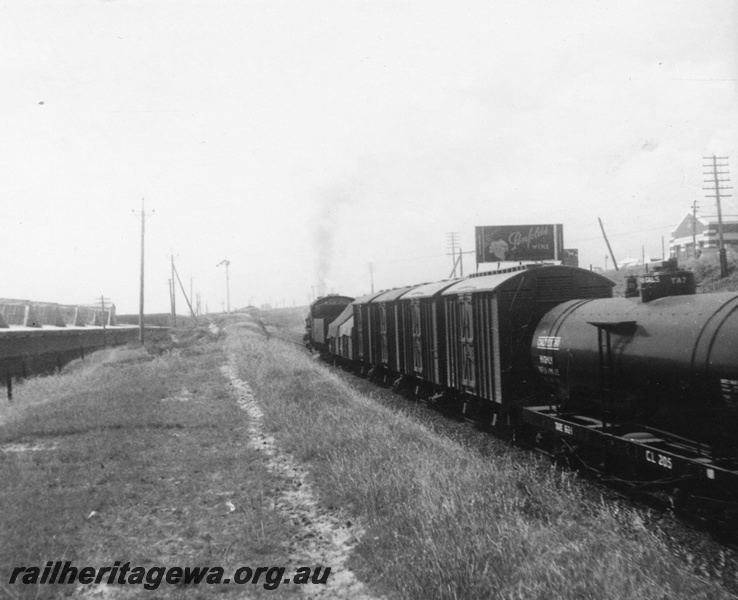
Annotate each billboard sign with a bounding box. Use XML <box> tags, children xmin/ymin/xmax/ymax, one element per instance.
<box><xmin>475</xmin><ymin>224</ymin><xmax>564</xmax><ymax>263</ymax></box>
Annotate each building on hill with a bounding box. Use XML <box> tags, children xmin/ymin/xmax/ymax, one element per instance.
<box><xmin>670</xmin><ymin>213</ymin><xmax>738</xmax><ymax>261</ymax></box>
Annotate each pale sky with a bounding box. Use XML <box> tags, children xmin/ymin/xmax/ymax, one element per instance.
<box><xmin>1</xmin><ymin>0</ymin><xmax>736</xmax><ymax>313</ymax></box>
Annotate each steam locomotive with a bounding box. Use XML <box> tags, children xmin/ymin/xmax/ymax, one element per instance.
<box><xmin>305</xmin><ymin>261</ymin><xmax>738</xmax><ymax>499</ymax></box>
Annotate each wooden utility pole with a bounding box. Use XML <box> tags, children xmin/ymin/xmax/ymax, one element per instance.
<box><xmin>97</xmin><ymin>295</ymin><xmax>110</xmax><ymax>346</ymax></box>
<box><xmin>691</xmin><ymin>200</ymin><xmax>699</xmax><ymax>259</ymax></box>
<box><xmin>170</xmin><ymin>253</ymin><xmax>177</xmax><ymax>327</ymax></box>
<box><xmin>168</xmin><ymin>279</ymin><xmax>176</xmax><ymax>327</ymax></box>
<box><xmin>598</xmin><ymin>217</ymin><xmax>619</xmax><ymax>271</ymax></box>
<box><xmin>217</xmin><ymin>259</ymin><xmax>231</xmax><ymax>313</ymax></box>
<box><xmin>703</xmin><ymin>155</ymin><xmax>732</xmax><ymax>278</ymax></box>
<box><xmin>447</xmin><ymin>232</ymin><xmax>460</xmax><ymax>277</ymax></box>
<box><xmin>172</xmin><ymin>260</ymin><xmax>197</xmax><ymax>320</ymax></box>
<box><xmin>97</xmin><ymin>295</ymin><xmax>111</xmax><ymax>327</ymax></box>
<box><xmin>132</xmin><ymin>199</ymin><xmax>153</xmax><ymax>344</ymax></box>
<box><xmin>140</xmin><ymin>208</ymin><xmax>145</xmax><ymax>341</ymax></box>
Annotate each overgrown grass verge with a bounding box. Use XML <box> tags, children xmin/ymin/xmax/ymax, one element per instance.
<box><xmin>1</xmin><ymin>328</ymin><xmax>300</xmax><ymax>600</ymax></box>
<box><xmin>227</xmin><ymin>324</ymin><xmax>732</xmax><ymax>600</ymax></box>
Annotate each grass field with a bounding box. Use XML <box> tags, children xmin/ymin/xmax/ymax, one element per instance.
<box><xmin>0</xmin><ymin>329</ymin><xmax>303</xmax><ymax>599</ymax></box>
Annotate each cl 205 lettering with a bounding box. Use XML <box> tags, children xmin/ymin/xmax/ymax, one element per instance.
<box><xmin>646</xmin><ymin>450</ymin><xmax>672</xmax><ymax>469</ymax></box>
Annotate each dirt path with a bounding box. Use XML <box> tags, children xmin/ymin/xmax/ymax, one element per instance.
<box><xmin>222</xmin><ymin>357</ymin><xmax>383</xmax><ymax>600</ymax></box>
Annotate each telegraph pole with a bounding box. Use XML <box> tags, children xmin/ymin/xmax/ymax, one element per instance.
<box><xmin>691</xmin><ymin>200</ymin><xmax>699</xmax><ymax>259</ymax></box>
<box><xmin>703</xmin><ymin>155</ymin><xmax>732</xmax><ymax>278</ymax></box>
<box><xmin>170</xmin><ymin>253</ymin><xmax>177</xmax><ymax>327</ymax></box>
<box><xmin>132</xmin><ymin>199</ymin><xmax>153</xmax><ymax>344</ymax></box>
<box><xmin>97</xmin><ymin>295</ymin><xmax>110</xmax><ymax>346</ymax></box>
<box><xmin>598</xmin><ymin>217</ymin><xmax>619</xmax><ymax>271</ymax></box>
<box><xmin>217</xmin><ymin>259</ymin><xmax>231</xmax><ymax>313</ymax></box>
<box><xmin>447</xmin><ymin>232</ymin><xmax>460</xmax><ymax>277</ymax></box>
<box><xmin>369</xmin><ymin>262</ymin><xmax>374</xmax><ymax>293</ymax></box>
<box><xmin>172</xmin><ymin>260</ymin><xmax>197</xmax><ymax>320</ymax></box>
<box><xmin>168</xmin><ymin>279</ymin><xmax>175</xmax><ymax>327</ymax></box>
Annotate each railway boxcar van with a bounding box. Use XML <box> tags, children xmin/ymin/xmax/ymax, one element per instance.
<box><xmin>440</xmin><ymin>264</ymin><xmax>614</xmax><ymax>422</ymax></box>
<box><xmin>367</xmin><ymin>286</ymin><xmax>417</xmax><ymax>376</ymax></box>
<box><xmin>400</xmin><ymin>279</ymin><xmax>463</xmax><ymax>391</ymax></box>
<box><xmin>350</xmin><ymin>291</ymin><xmax>386</xmax><ymax>364</ymax></box>
<box><xmin>326</xmin><ymin>303</ymin><xmax>355</xmax><ymax>360</ymax></box>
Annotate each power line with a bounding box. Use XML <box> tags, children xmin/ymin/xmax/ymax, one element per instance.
<box><xmin>570</xmin><ymin>224</ymin><xmax>678</xmax><ymax>244</ymax></box>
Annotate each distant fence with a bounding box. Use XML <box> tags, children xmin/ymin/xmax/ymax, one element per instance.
<box><xmin>0</xmin><ymin>299</ymin><xmax>116</xmax><ymax>328</ymax></box>
<box><xmin>0</xmin><ymin>326</ymin><xmax>142</xmax><ymax>400</ymax></box>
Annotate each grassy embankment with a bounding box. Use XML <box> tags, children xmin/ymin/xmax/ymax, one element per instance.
<box><xmin>0</xmin><ymin>328</ymin><xmax>304</xmax><ymax>600</ymax></box>
<box><xmin>227</xmin><ymin>321</ymin><xmax>734</xmax><ymax>600</ymax></box>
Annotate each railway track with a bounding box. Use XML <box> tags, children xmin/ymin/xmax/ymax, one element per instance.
<box><xmin>267</xmin><ymin>332</ymin><xmax>305</xmax><ymax>346</ymax></box>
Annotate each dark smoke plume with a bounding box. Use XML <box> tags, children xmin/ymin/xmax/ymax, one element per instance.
<box><xmin>313</xmin><ymin>187</ymin><xmax>352</xmax><ymax>298</ymax></box>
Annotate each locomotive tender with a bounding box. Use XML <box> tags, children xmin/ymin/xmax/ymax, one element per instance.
<box><xmin>304</xmin><ymin>295</ymin><xmax>354</xmax><ymax>353</ymax></box>
<box><xmin>306</xmin><ymin>261</ymin><xmax>738</xmax><ymax>499</ymax></box>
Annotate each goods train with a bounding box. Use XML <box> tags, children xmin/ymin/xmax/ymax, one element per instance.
<box><xmin>305</xmin><ymin>260</ymin><xmax>738</xmax><ymax>503</ymax></box>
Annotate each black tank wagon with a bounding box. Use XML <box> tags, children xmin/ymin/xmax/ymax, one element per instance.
<box><xmin>525</xmin><ymin>285</ymin><xmax>738</xmax><ymax>495</ymax></box>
